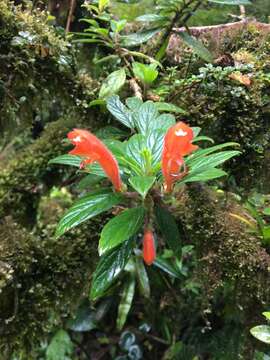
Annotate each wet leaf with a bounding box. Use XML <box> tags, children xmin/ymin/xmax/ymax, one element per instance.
<box><xmin>107</xmin><ymin>95</ymin><xmax>134</xmax><ymax>129</ymax></box>
<box><xmin>99</xmin><ymin>207</ymin><xmax>145</xmax><ymax>254</ymax></box>
<box><xmin>121</xmin><ymin>28</ymin><xmax>161</xmax><ymax>47</ymax></box>
<box><xmin>132</xmin><ymin>62</ymin><xmax>158</xmax><ymax>84</ymax></box>
<box><xmin>99</xmin><ymin>69</ymin><xmax>126</xmax><ymax>99</ymax></box>
<box><xmin>46</xmin><ymin>330</ymin><xmax>73</xmax><ymax>360</ymax></box>
<box><xmin>90</xmin><ymin>238</ymin><xmax>134</xmax><ymax>300</ymax></box>
<box><xmin>250</xmin><ymin>325</ymin><xmax>270</xmax><ymax>344</ymax></box>
<box><xmin>153</xmin><ymin>257</ymin><xmax>182</xmax><ymax>279</ymax></box>
<box><xmin>116</xmin><ymin>275</ymin><xmax>136</xmax><ymax>331</ymax></box>
<box><xmin>179</xmin><ymin>32</ymin><xmax>213</xmax><ymax>63</ymax></box>
<box><xmin>155</xmin><ymin>206</ymin><xmax>182</xmax><ymax>256</ymax></box>
<box><xmin>135</xmin><ymin>258</ymin><xmax>150</xmax><ymax>298</ymax></box>
<box><xmin>129</xmin><ymin>175</ymin><xmax>155</xmax><ymax>199</ymax></box>
<box><xmin>56</xmin><ymin>190</ymin><xmax>123</xmax><ymax>237</ymax></box>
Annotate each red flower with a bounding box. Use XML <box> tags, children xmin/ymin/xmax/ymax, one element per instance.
<box><xmin>143</xmin><ymin>229</ymin><xmax>156</xmax><ymax>266</ymax></box>
<box><xmin>68</xmin><ymin>129</ymin><xmax>122</xmax><ymax>191</ymax></box>
<box><xmin>162</xmin><ymin>122</ymin><xmax>198</xmax><ymax>193</ymax></box>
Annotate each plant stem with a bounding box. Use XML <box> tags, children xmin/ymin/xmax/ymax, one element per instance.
<box><xmin>154</xmin><ymin>0</ymin><xmax>203</xmax><ymax>57</ymax></box>
<box><xmin>65</xmin><ymin>0</ymin><xmax>76</xmax><ymax>33</ymax></box>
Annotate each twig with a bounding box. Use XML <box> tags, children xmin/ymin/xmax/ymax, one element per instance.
<box><xmin>65</xmin><ymin>0</ymin><xmax>76</xmax><ymax>33</ymax></box>
<box><xmin>129</xmin><ymin>78</ymin><xmax>143</xmax><ymax>99</ymax></box>
<box><xmin>239</xmin><ymin>5</ymin><xmax>246</xmax><ymax>17</ymax></box>
<box><xmin>171</xmin><ymin>19</ymin><xmax>270</xmax><ymax>37</ymax></box>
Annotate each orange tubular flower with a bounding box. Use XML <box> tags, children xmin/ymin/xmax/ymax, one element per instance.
<box><xmin>68</xmin><ymin>129</ymin><xmax>123</xmax><ymax>192</ymax></box>
<box><xmin>143</xmin><ymin>229</ymin><xmax>156</xmax><ymax>266</ymax></box>
<box><xmin>162</xmin><ymin>122</ymin><xmax>198</xmax><ymax>193</ymax></box>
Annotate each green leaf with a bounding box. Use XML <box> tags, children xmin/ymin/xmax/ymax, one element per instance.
<box><xmin>67</xmin><ymin>301</ymin><xmax>97</xmax><ymax>332</ymax></box>
<box><xmin>116</xmin><ymin>275</ymin><xmax>136</xmax><ymax>331</ymax></box>
<box><xmin>99</xmin><ymin>207</ymin><xmax>145</xmax><ymax>254</ymax></box>
<box><xmin>128</xmin><ymin>50</ymin><xmax>162</xmax><ymax>68</ymax></box>
<box><xmin>192</xmin><ymin>127</ymin><xmax>201</xmax><ymax>137</ymax></box>
<box><xmin>135</xmin><ymin>258</ymin><xmax>150</xmax><ymax>298</ymax></box>
<box><xmin>154</xmin><ymin>113</ymin><xmax>176</xmax><ymax>131</ymax></box>
<box><xmin>46</xmin><ymin>330</ymin><xmax>73</xmax><ymax>360</ymax></box>
<box><xmin>56</xmin><ymin>190</ymin><xmax>123</xmax><ymax>237</ymax></box>
<box><xmin>86</xmin><ymin>163</ymin><xmax>106</xmax><ymax>177</ymax></box>
<box><xmin>106</xmin><ymin>95</ymin><xmax>134</xmax><ymax>129</ymax></box>
<box><xmin>126</xmin><ymin>134</ymin><xmax>147</xmax><ymax>172</ymax></box>
<box><xmin>254</xmin><ymin>352</ymin><xmax>270</xmax><ymax>360</ymax></box>
<box><xmin>180</xmin><ymin>168</ymin><xmax>227</xmax><ymax>184</ymax></box>
<box><xmin>77</xmin><ymin>174</ymin><xmax>104</xmax><ymax>189</ymax></box>
<box><xmin>179</xmin><ymin>32</ymin><xmax>213</xmax><ymax>63</ymax></box>
<box><xmin>121</xmin><ymin>28</ymin><xmax>161</xmax><ymax>47</ymax></box>
<box><xmin>89</xmin><ymin>99</ymin><xmax>106</xmax><ymax>107</ymax></box>
<box><xmin>126</xmin><ymin>96</ymin><xmax>143</xmax><ymax>110</ymax></box>
<box><xmin>250</xmin><ymin>325</ymin><xmax>270</xmax><ymax>344</ymax></box>
<box><xmin>153</xmin><ymin>257</ymin><xmax>182</xmax><ymax>279</ymax></box>
<box><xmin>136</xmin><ymin>14</ymin><xmax>169</xmax><ymax>23</ymax></box>
<box><xmin>263</xmin><ymin>312</ymin><xmax>270</xmax><ymax>321</ymax></box>
<box><xmin>155</xmin><ymin>36</ymin><xmax>169</xmax><ymax>62</ymax></box>
<box><xmin>186</xmin><ymin>142</ymin><xmax>239</xmax><ymax>165</ymax></box>
<box><xmin>132</xmin><ymin>62</ymin><xmax>158</xmax><ymax>84</ymax></box>
<box><xmin>129</xmin><ymin>175</ymin><xmax>155</xmax><ymax>198</ymax></box>
<box><xmin>49</xmin><ymin>155</ymin><xmax>107</xmax><ymax>177</ymax></box>
<box><xmin>193</xmin><ymin>135</ymin><xmax>214</xmax><ymax>143</ymax></box>
<box><xmin>110</xmin><ymin>19</ymin><xmax>127</xmax><ymax>33</ymax></box>
<box><xmin>95</xmin><ymin>126</ymin><xmax>128</xmax><ymax>140</ymax></box>
<box><xmin>107</xmin><ymin>140</ymin><xmax>142</xmax><ymax>175</ymax></box>
<box><xmin>49</xmin><ymin>154</ymin><xmax>81</xmax><ymax>167</ymax></box>
<box><xmin>86</xmin><ymin>27</ymin><xmax>109</xmax><ymax>37</ymax></box>
<box><xmin>155</xmin><ymin>206</ymin><xmax>182</xmax><ymax>256</ymax></box>
<box><xmin>188</xmin><ymin>150</ymin><xmax>240</xmax><ymax>171</ymax></box>
<box><xmin>262</xmin><ymin>226</ymin><xmax>270</xmax><ymax>242</ymax></box>
<box><xmin>99</xmin><ymin>69</ymin><xmax>126</xmax><ymax>99</ymax></box>
<box><xmin>208</xmin><ymin>0</ymin><xmax>250</xmax><ymax>4</ymax></box>
<box><xmin>79</xmin><ymin>19</ymin><xmax>99</xmax><ymax>27</ymax></box>
<box><xmin>146</xmin><ymin>129</ymin><xmax>165</xmax><ymax>167</ymax></box>
<box><xmin>134</xmin><ymin>101</ymin><xmax>159</xmax><ymax>134</ymax></box>
<box><xmin>144</xmin><ymin>112</ymin><xmax>175</xmax><ymax>168</ymax></box>
<box><xmin>94</xmin><ymin>54</ymin><xmax>119</xmax><ymax>64</ymax></box>
<box><xmin>155</xmin><ymin>102</ymin><xmax>186</xmax><ymax>114</ymax></box>
<box><xmin>73</xmin><ymin>39</ymin><xmax>110</xmax><ymax>46</ymax></box>
<box><xmin>90</xmin><ymin>238</ymin><xmax>134</xmax><ymax>300</ymax></box>
<box><xmin>134</xmin><ymin>101</ymin><xmax>175</xmax><ymax>136</ymax></box>
<box><xmin>263</xmin><ymin>208</ymin><xmax>270</xmax><ymax>216</ymax></box>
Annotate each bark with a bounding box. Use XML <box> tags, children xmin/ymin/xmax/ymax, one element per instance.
<box><xmin>167</xmin><ymin>19</ymin><xmax>270</xmax><ymax>59</ymax></box>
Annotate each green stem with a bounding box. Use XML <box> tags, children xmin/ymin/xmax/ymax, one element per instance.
<box><xmin>154</xmin><ymin>0</ymin><xmax>203</xmax><ymax>58</ymax></box>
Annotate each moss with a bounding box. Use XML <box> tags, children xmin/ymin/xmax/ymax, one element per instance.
<box><xmin>158</xmin><ymin>28</ymin><xmax>270</xmax><ymax>191</ymax></box>
<box><xmin>0</xmin><ymin>0</ymin><xmax>99</xmax><ymax>146</ymax></box>
<box><xmin>144</xmin><ymin>185</ymin><xmax>270</xmax><ymax>357</ymax></box>
<box><xmin>175</xmin><ymin>184</ymin><xmax>270</xmax><ymax>308</ymax></box>
<box><xmin>0</xmin><ymin>118</ymin><xmax>74</xmax><ymax>224</ymax></box>
<box><xmin>0</xmin><ymin>207</ymin><xmax>109</xmax><ymax>357</ymax></box>
<box><xmin>0</xmin><ymin>5</ymin><xmax>106</xmax><ymax>355</ymax></box>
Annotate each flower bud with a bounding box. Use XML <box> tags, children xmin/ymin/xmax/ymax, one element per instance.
<box><xmin>143</xmin><ymin>229</ymin><xmax>156</xmax><ymax>266</ymax></box>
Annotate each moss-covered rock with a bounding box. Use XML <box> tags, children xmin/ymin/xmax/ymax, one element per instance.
<box><xmin>160</xmin><ymin>27</ymin><xmax>270</xmax><ymax>191</ymax></box>
<box><xmin>0</xmin><ymin>117</ymin><xmax>84</xmax><ymax>224</ymax></box>
<box><xmin>177</xmin><ymin>185</ymin><xmax>270</xmax><ymax>302</ymax></box>
<box><xmin>0</xmin><ymin>207</ymin><xmax>108</xmax><ymax>358</ymax></box>
<box><xmin>0</xmin><ymin>0</ymin><xmax>99</xmax><ymax>148</ymax></box>
<box><xmin>142</xmin><ymin>185</ymin><xmax>270</xmax><ymax>358</ymax></box>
